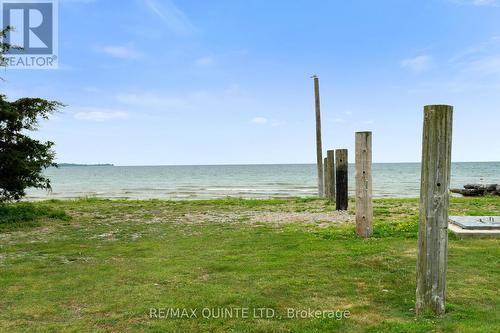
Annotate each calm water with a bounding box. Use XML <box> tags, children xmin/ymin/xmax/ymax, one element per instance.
<box><xmin>26</xmin><ymin>162</ymin><xmax>499</xmax><ymax>200</ymax></box>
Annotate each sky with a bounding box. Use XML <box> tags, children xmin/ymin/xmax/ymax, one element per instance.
<box><xmin>1</xmin><ymin>0</ymin><xmax>500</xmax><ymax>165</ymax></box>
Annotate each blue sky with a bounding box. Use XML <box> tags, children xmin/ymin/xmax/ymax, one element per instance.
<box><xmin>2</xmin><ymin>0</ymin><xmax>500</xmax><ymax>165</ymax></box>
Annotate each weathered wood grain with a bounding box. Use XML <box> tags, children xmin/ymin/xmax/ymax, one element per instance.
<box><xmin>355</xmin><ymin>131</ymin><xmax>373</xmax><ymax>238</ymax></box>
<box><xmin>335</xmin><ymin>149</ymin><xmax>348</xmax><ymax>210</ymax></box>
<box><xmin>324</xmin><ymin>157</ymin><xmax>329</xmax><ymax>199</ymax></box>
<box><xmin>313</xmin><ymin>76</ymin><xmax>324</xmax><ymax>197</ymax></box>
<box><xmin>416</xmin><ymin>105</ymin><xmax>453</xmax><ymax>316</ymax></box>
<box><xmin>327</xmin><ymin>150</ymin><xmax>336</xmax><ymax>200</ymax></box>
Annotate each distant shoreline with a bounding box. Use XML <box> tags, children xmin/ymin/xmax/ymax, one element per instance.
<box><xmin>58</xmin><ymin>163</ymin><xmax>114</xmax><ymax>167</ymax></box>
<box><xmin>53</xmin><ymin>161</ymin><xmax>499</xmax><ymax>168</ymax></box>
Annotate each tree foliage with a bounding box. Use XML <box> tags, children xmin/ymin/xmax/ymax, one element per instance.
<box><xmin>0</xmin><ymin>26</ymin><xmax>63</xmax><ymax>202</ymax></box>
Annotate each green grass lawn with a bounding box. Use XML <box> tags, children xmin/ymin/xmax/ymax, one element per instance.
<box><xmin>0</xmin><ymin>197</ymin><xmax>499</xmax><ymax>332</ymax></box>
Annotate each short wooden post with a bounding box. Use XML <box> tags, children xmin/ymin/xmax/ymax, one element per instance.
<box><xmin>335</xmin><ymin>149</ymin><xmax>348</xmax><ymax>210</ymax></box>
<box><xmin>355</xmin><ymin>131</ymin><xmax>373</xmax><ymax>238</ymax></box>
<box><xmin>416</xmin><ymin>105</ymin><xmax>453</xmax><ymax>316</ymax></box>
<box><xmin>323</xmin><ymin>157</ymin><xmax>329</xmax><ymax>198</ymax></box>
<box><xmin>327</xmin><ymin>150</ymin><xmax>335</xmax><ymax>200</ymax></box>
<box><xmin>313</xmin><ymin>75</ymin><xmax>324</xmax><ymax>197</ymax></box>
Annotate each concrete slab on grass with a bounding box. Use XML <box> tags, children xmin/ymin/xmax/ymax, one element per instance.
<box><xmin>449</xmin><ymin>216</ymin><xmax>500</xmax><ymax>230</ymax></box>
<box><xmin>449</xmin><ymin>216</ymin><xmax>500</xmax><ymax>239</ymax></box>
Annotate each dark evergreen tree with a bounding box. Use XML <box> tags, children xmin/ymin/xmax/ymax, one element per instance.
<box><xmin>0</xmin><ymin>26</ymin><xmax>63</xmax><ymax>202</ymax></box>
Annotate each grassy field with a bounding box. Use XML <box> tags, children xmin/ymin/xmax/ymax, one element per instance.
<box><xmin>0</xmin><ymin>196</ymin><xmax>499</xmax><ymax>332</ymax></box>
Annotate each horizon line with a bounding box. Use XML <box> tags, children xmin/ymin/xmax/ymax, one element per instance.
<box><xmin>56</xmin><ymin>161</ymin><xmax>500</xmax><ymax>167</ymax></box>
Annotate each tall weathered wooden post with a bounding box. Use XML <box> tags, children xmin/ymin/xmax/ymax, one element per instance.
<box><xmin>416</xmin><ymin>105</ymin><xmax>453</xmax><ymax>316</ymax></box>
<box><xmin>324</xmin><ymin>157</ymin><xmax>329</xmax><ymax>198</ymax></box>
<box><xmin>326</xmin><ymin>150</ymin><xmax>335</xmax><ymax>200</ymax></box>
<box><xmin>335</xmin><ymin>149</ymin><xmax>348</xmax><ymax>210</ymax></box>
<box><xmin>313</xmin><ymin>75</ymin><xmax>324</xmax><ymax>197</ymax></box>
<box><xmin>355</xmin><ymin>131</ymin><xmax>373</xmax><ymax>238</ymax></box>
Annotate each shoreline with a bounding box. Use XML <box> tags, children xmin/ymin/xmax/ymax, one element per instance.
<box><xmin>23</xmin><ymin>193</ymin><xmax>481</xmax><ymax>202</ymax></box>
<box><xmin>25</xmin><ymin>194</ymin><xmax>421</xmax><ymax>201</ymax></box>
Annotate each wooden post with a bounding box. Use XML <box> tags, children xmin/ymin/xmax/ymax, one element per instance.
<box><xmin>416</xmin><ymin>105</ymin><xmax>453</xmax><ymax>316</ymax></box>
<box><xmin>335</xmin><ymin>149</ymin><xmax>348</xmax><ymax>210</ymax></box>
<box><xmin>313</xmin><ymin>75</ymin><xmax>324</xmax><ymax>197</ymax></box>
<box><xmin>327</xmin><ymin>150</ymin><xmax>335</xmax><ymax>200</ymax></box>
<box><xmin>355</xmin><ymin>131</ymin><xmax>373</xmax><ymax>238</ymax></box>
<box><xmin>324</xmin><ymin>157</ymin><xmax>329</xmax><ymax>198</ymax></box>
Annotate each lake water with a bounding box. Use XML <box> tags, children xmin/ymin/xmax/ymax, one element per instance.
<box><xmin>25</xmin><ymin>162</ymin><xmax>499</xmax><ymax>200</ymax></box>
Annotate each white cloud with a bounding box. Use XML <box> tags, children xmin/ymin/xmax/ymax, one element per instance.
<box><xmin>110</xmin><ymin>85</ymin><xmax>245</xmax><ymax>119</ymax></box>
<box><xmin>73</xmin><ymin>107</ymin><xmax>128</xmax><ymax>122</ymax></box>
<box><xmin>404</xmin><ymin>37</ymin><xmax>500</xmax><ymax>93</ymax></box>
<box><xmin>472</xmin><ymin>0</ymin><xmax>498</xmax><ymax>5</ymax></box>
<box><xmin>444</xmin><ymin>36</ymin><xmax>500</xmax><ymax>91</ymax></box>
<box><xmin>144</xmin><ymin>0</ymin><xmax>196</xmax><ymax>35</ymax></box>
<box><xmin>450</xmin><ymin>36</ymin><xmax>500</xmax><ymax>64</ymax></box>
<box><xmin>468</xmin><ymin>0</ymin><xmax>498</xmax><ymax>5</ymax></box>
<box><xmin>116</xmin><ymin>92</ymin><xmax>188</xmax><ymax>110</ymax></box>
<box><xmin>449</xmin><ymin>0</ymin><xmax>499</xmax><ymax>6</ymax></box>
<box><xmin>400</xmin><ymin>55</ymin><xmax>434</xmax><ymax>73</ymax></box>
<box><xmin>332</xmin><ymin>118</ymin><xmax>345</xmax><ymax>123</ymax></box>
<box><xmin>462</xmin><ymin>56</ymin><xmax>500</xmax><ymax>76</ymax></box>
<box><xmin>98</xmin><ymin>45</ymin><xmax>143</xmax><ymax>59</ymax></box>
<box><xmin>115</xmin><ymin>85</ymin><xmax>244</xmax><ymax>113</ymax></box>
<box><xmin>251</xmin><ymin>117</ymin><xmax>268</xmax><ymax>125</ymax></box>
<box><xmin>60</xmin><ymin>0</ymin><xmax>97</xmax><ymax>3</ymax></box>
<box><xmin>194</xmin><ymin>56</ymin><xmax>215</xmax><ymax>67</ymax></box>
